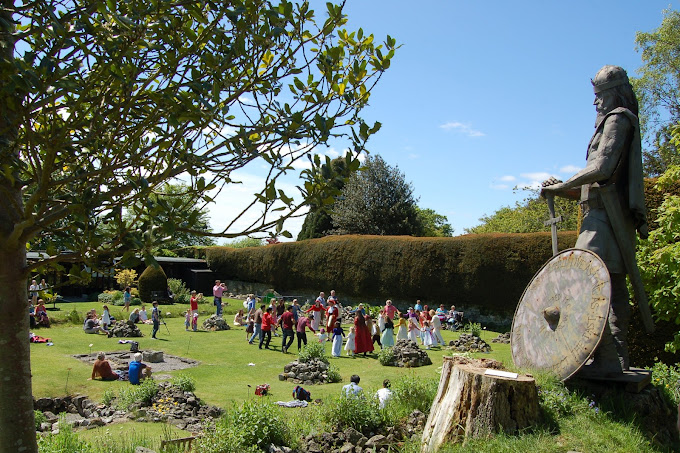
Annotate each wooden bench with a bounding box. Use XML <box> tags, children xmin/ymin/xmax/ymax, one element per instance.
<box><xmin>160</xmin><ymin>435</ymin><xmax>199</xmax><ymax>451</ymax></box>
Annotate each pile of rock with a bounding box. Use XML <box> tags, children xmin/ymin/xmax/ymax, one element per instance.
<box><xmin>33</xmin><ymin>382</ymin><xmax>222</xmax><ymax>434</ymax></box>
<box><xmin>389</xmin><ymin>339</ymin><xmax>432</xmax><ymax>368</ymax></box>
<box><xmin>492</xmin><ymin>332</ymin><xmax>511</xmax><ymax>344</ymax></box>
<box><xmin>134</xmin><ymin>381</ymin><xmax>222</xmax><ymax>431</ymax></box>
<box><xmin>108</xmin><ymin>320</ymin><xmax>143</xmax><ymax>338</ymax></box>
<box><xmin>279</xmin><ymin>358</ymin><xmax>331</xmax><ymax>385</ymax></box>
<box><xmin>202</xmin><ymin>314</ymin><xmax>231</xmax><ymax>331</ymax></box>
<box><xmin>448</xmin><ymin>333</ymin><xmax>491</xmax><ymax>353</ymax></box>
<box><xmin>34</xmin><ymin>395</ymin><xmax>126</xmax><ymax>433</ymax></box>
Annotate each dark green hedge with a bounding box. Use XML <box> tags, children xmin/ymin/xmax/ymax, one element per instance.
<box><xmin>138</xmin><ymin>265</ymin><xmax>168</xmax><ymax>304</ymax></box>
<box><xmin>206</xmin><ymin>232</ymin><xmax>577</xmax><ymax>316</ymax></box>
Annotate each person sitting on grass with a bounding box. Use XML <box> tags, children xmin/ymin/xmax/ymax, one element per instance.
<box><xmin>34</xmin><ymin>299</ymin><xmax>50</xmax><ymax>327</ymax></box>
<box><xmin>129</xmin><ymin>308</ymin><xmax>140</xmax><ymax>324</ymax></box>
<box><xmin>128</xmin><ymin>352</ymin><xmax>152</xmax><ymax>385</ymax></box>
<box><xmin>139</xmin><ymin>305</ymin><xmax>150</xmax><ymax>324</ymax></box>
<box><xmin>342</xmin><ymin>374</ymin><xmax>363</xmax><ymax>396</ymax></box>
<box><xmin>83</xmin><ymin>312</ymin><xmax>102</xmax><ymax>334</ymax></box>
<box><xmin>89</xmin><ymin>352</ymin><xmax>121</xmax><ymax>381</ymax></box>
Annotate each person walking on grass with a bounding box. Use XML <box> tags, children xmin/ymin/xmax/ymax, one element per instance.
<box><xmin>280</xmin><ymin>305</ymin><xmax>296</xmax><ymax>354</ymax></box>
<box><xmin>249</xmin><ymin>304</ymin><xmax>264</xmax><ymax>345</ymax></box>
<box><xmin>331</xmin><ymin>321</ymin><xmax>345</xmax><ymax>357</ymax></box>
<box><xmin>354</xmin><ymin>313</ymin><xmax>374</xmax><ymax>356</ymax></box>
<box><xmin>123</xmin><ymin>286</ymin><xmax>132</xmax><ymax>312</ymax></box>
<box><xmin>296</xmin><ymin>313</ymin><xmax>316</xmax><ymax>352</ymax></box>
<box><xmin>259</xmin><ymin>306</ymin><xmax>276</xmax><ymax>349</ymax></box>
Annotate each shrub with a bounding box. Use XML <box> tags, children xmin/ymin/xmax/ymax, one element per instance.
<box><xmin>650</xmin><ymin>361</ymin><xmax>680</xmax><ymax>406</ymax></box>
<box><xmin>172</xmin><ymin>374</ymin><xmax>197</xmax><ymax>392</ymax></box>
<box><xmin>466</xmin><ymin>322</ymin><xmax>482</xmax><ymax>337</ymax></box>
<box><xmin>102</xmin><ymin>389</ymin><xmax>115</xmax><ymax>406</ymax></box>
<box><xmin>67</xmin><ymin>309</ymin><xmax>82</xmax><ymax>325</ymax></box>
<box><xmin>298</xmin><ymin>341</ymin><xmax>329</xmax><ymax>364</ymax></box>
<box><xmin>98</xmin><ymin>292</ymin><xmax>114</xmax><ymax>304</ymax></box>
<box><xmin>37</xmin><ymin>417</ymin><xmax>89</xmax><ymax>452</ymax></box>
<box><xmin>115</xmin><ymin>268</ymin><xmax>138</xmax><ymax>289</ymax></box>
<box><xmin>138</xmin><ymin>265</ymin><xmax>168</xmax><ymax>304</ymax></box>
<box><xmin>197</xmin><ymin>400</ymin><xmax>291</xmax><ymax>452</ymax></box>
<box><xmin>34</xmin><ymin>410</ymin><xmax>46</xmax><ymax>430</ymax></box>
<box><xmin>321</xmin><ymin>393</ymin><xmax>384</xmax><ymax>434</ymax></box>
<box><xmin>116</xmin><ymin>378</ymin><xmax>159</xmax><ymax>411</ymax></box>
<box><xmin>377</xmin><ymin>347</ymin><xmax>396</xmax><ymax>366</ymax></box>
<box><xmin>391</xmin><ymin>375</ymin><xmax>439</xmax><ymax>414</ymax></box>
<box><xmin>326</xmin><ymin>364</ymin><xmax>342</xmax><ymax>383</ymax></box>
<box><xmin>131</xmin><ymin>297</ymin><xmax>142</xmax><ymax>306</ymax></box>
<box><xmin>168</xmin><ymin>278</ymin><xmax>190</xmax><ymax>301</ymax></box>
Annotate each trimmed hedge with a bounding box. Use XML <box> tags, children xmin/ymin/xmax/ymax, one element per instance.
<box><xmin>206</xmin><ymin>232</ymin><xmax>577</xmax><ymax>316</ymax></box>
<box><xmin>138</xmin><ymin>265</ymin><xmax>169</xmax><ymax>304</ymax></box>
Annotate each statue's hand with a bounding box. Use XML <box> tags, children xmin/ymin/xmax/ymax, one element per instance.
<box><xmin>540</xmin><ymin>177</ymin><xmax>563</xmax><ymax>197</ymax></box>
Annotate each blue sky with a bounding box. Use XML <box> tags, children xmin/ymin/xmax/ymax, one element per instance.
<box><xmin>209</xmin><ymin>1</ymin><xmax>679</xmax><ymax>240</ymax></box>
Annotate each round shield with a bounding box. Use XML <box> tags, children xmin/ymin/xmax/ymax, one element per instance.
<box><xmin>511</xmin><ymin>248</ymin><xmax>610</xmax><ymax>381</ymax></box>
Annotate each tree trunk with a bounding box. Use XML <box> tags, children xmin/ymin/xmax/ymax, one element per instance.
<box><xmin>421</xmin><ymin>357</ymin><xmax>540</xmax><ymax>452</ymax></box>
<box><xmin>0</xmin><ymin>245</ymin><xmax>36</xmax><ymax>453</ymax></box>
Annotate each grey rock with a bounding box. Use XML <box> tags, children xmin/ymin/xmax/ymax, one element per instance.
<box><xmin>365</xmin><ymin>434</ymin><xmax>387</xmax><ymax>447</ymax></box>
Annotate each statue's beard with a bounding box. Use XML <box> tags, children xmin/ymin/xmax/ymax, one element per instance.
<box><xmin>595</xmin><ymin>111</ymin><xmax>607</xmax><ymax>128</ymax></box>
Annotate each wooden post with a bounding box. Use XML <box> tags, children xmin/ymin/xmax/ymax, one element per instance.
<box><xmin>421</xmin><ymin>357</ymin><xmax>540</xmax><ymax>452</ymax></box>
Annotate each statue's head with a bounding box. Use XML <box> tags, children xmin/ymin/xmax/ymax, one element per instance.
<box><xmin>591</xmin><ymin>65</ymin><xmax>638</xmax><ymax>119</ymax></box>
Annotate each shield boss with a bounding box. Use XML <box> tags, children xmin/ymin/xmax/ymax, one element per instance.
<box><xmin>511</xmin><ymin>248</ymin><xmax>610</xmax><ymax>380</ymax></box>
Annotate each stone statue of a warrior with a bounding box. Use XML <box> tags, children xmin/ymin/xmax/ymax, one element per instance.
<box><xmin>541</xmin><ymin>65</ymin><xmax>648</xmax><ymax>375</ymax></box>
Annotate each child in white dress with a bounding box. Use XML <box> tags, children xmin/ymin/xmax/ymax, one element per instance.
<box><xmin>317</xmin><ymin>328</ymin><xmax>328</xmax><ymax>343</ymax></box>
<box><xmin>423</xmin><ymin>321</ymin><xmax>435</xmax><ymax>349</ymax></box>
<box><xmin>344</xmin><ymin>326</ymin><xmax>356</xmax><ymax>357</ymax></box>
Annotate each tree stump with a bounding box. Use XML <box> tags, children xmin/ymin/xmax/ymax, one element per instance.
<box><xmin>421</xmin><ymin>357</ymin><xmax>540</xmax><ymax>452</ymax></box>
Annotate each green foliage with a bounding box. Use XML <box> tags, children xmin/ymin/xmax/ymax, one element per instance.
<box><xmin>633</xmin><ymin>10</ymin><xmax>680</xmax><ymax>175</ymax></box>
<box><xmin>138</xmin><ymin>265</ymin><xmax>169</xmax><ymax>304</ymax></box>
<box><xmin>67</xmin><ymin>309</ymin><xmax>82</xmax><ymax>325</ymax></box>
<box><xmin>416</xmin><ymin>207</ymin><xmax>454</xmax><ymax>237</ymax></box>
<box><xmin>321</xmin><ymin>393</ymin><xmax>384</xmax><ymax>434</ymax></box>
<box><xmin>224</xmin><ymin>237</ymin><xmax>265</xmax><ymax>248</ymax></box>
<box><xmin>466</xmin><ymin>189</ymin><xmax>579</xmax><ymax>234</ymax></box>
<box><xmin>298</xmin><ymin>155</ymin><xmax>358</xmax><ymax>240</ymax></box>
<box><xmin>377</xmin><ymin>347</ymin><xmax>396</xmax><ymax>366</ymax></box>
<box><xmin>537</xmin><ymin>379</ymin><xmax>597</xmax><ymax>420</ymax></box>
<box><xmin>391</xmin><ymin>375</ymin><xmax>439</xmax><ymax>415</ymax></box>
<box><xmin>206</xmin><ymin>233</ymin><xmax>575</xmax><ymax>315</ymax></box>
<box><xmin>198</xmin><ymin>400</ymin><xmax>291</xmax><ymax>452</ymax></box>
<box><xmin>37</xmin><ymin>418</ymin><xmax>89</xmax><ymax>452</ymax></box>
<box><xmin>650</xmin><ymin>361</ymin><xmax>680</xmax><ymax>406</ymax></box>
<box><xmin>638</xmin><ymin>165</ymin><xmax>680</xmax><ymax>352</ymax></box>
<box><xmin>115</xmin><ymin>269</ymin><xmax>138</xmax><ymax>290</ymax></box>
<box><xmin>171</xmin><ymin>374</ymin><xmax>196</xmax><ymax>393</ymax></box>
<box><xmin>298</xmin><ymin>341</ymin><xmax>329</xmax><ymax>364</ymax></box>
<box><xmin>116</xmin><ymin>379</ymin><xmax>159</xmax><ymax>411</ymax></box>
<box><xmin>97</xmin><ymin>292</ymin><xmax>114</xmax><ymax>304</ymax></box>
<box><xmin>34</xmin><ymin>410</ymin><xmax>46</xmax><ymax>431</ymax></box>
<box><xmin>167</xmin><ymin>278</ymin><xmax>190</xmax><ymax>301</ymax></box>
<box><xmin>326</xmin><ymin>364</ymin><xmax>342</xmax><ymax>384</ymax></box>
<box><xmin>332</xmin><ymin>155</ymin><xmax>423</xmax><ymax>236</ymax></box>
<box><xmin>102</xmin><ymin>389</ymin><xmax>115</xmax><ymax>407</ymax></box>
<box><xmin>466</xmin><ymin>322</ymin><xmax>482</xmax><ymax>337</ymax></box>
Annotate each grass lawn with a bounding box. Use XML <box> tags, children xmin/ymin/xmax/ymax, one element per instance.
<box><xmin>32</xmin><ymin>299</ymin><xmax>510</xmax><ymax>407</ymax></box>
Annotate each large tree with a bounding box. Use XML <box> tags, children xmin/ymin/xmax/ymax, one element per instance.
<box><xmin>632</xmin><ymin>8</ymin><xmax>680</xmax><ymax>176</ymax></box>
<box><xmin>0</xmin><ymin>1</ymin><xmax>395</xmax><ymax>450</ymax></box>
<box><xmin>415</xmin><ymin>207</ymin><xmax>454</xmax><ymax>237</ymax></box>
<box><xmin>125</xmin><ymin>182</ymin><xmax>217</xmax><ymax>255</ymax></box>
<box><xmin>331</xmin><ymin>154</ymin><xmax>423</xmax><ymax>236</ymax></box>
<box><xmin>465</xmin><ymin>190</ymin><xmax>579</xmax><ymax>234</ymax></box>
<box><xmin>297</xmin><ymin>153</ymin><xmax>358</xmax><ymax>240</ymax></box>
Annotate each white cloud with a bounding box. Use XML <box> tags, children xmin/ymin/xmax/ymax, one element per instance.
<box><xmin>408</xmin><ymin>153</ymin><xmax>420</xmax><ymax>159</ymax></box>
<box><xmin>519</xmin><ymin>172</ymin><xmax>553</xmax><ymax>181</ymax></box>
<box><xmin>499</xmin><ymin>175</ymin><xmax>516</xmax><ymax>182</ymax></box>
<box><xmin>238</xmin><ymin>95</ymin><xmax>255</xmax><ymax>106</ymax></box>
<box><xmin>559</xmin><ymin>165</ymin><xmax>581</xmax><ymax>174</ymax></box>
<box><xmin>490</xmin><ymin>183</ymin><xmax>510</xmax><ymax>190</ymax></box>
<box><xmin>439</xmin><ymin>121</ymin><xmax>485</xmax><ymax>138</ymax></box>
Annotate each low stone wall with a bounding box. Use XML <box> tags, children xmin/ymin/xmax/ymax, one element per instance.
<box><xmin>389</xmin><ymin>340</ymin><xmax>432</xmax><ymax>368</ymax></box>
<box><xmin>448</xmin><ymin>333</ymin><xmax>491</xmax><ymax>353</ymax></box>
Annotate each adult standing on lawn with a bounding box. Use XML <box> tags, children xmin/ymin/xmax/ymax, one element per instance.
<box><xmin>123</xmin><ymin>286</ymin><xmax>132</xmax><ymax>312</ymax></box>
<box><xmin>384</xmin><ymin>299</ymin><xmax>398</xmax><ymax>320</ymax></box>
<box><xmin>316</xmin><ymin>291</ymin><xmax>327</xmax><ymax>308</ymax></box>
<box><xmin>430</xmin><ymin>309</ymin><xmax>445</xmax><ymax>346</ymax></box>
<box><xmin>151</xmin><ymin>301</ymin><xmax>160</xmax><ymax>339</ymax></box>
<box><xmin>213</xmin><ymin>280</ymin><xmax>226</xmax><ymax>317</ymax></box>
<box><xmin>249</xmin><ymin>304</ymin><xmax>265</xmax><ymax>344</ymax></box>
<box><xmin>296</xmin><ymin>313</ymin><xmax>316</xmax><ymax>351</ymax></box>
<box><xmin>259</xmin><ymin>307</ymin><xmax>276</xmax><ymax>349</ymax></box>
<box><xmin>353</xmin><ymin>312</ymin><xmax>374</xmax><ymax>356</ymax></box>
<box><xmin>305</xmin><ymin>298</ymin><xmax>325</xmax><ymax>331</ymax></box>
<box><xmin>190</xmin><ymin>290</ymin><xmax>199</xmax><ymax>319</ymax></box>
<box><xmin>326</xmin><ymin>299</ymin><xmax>339</xmax><ymax>332</ymax></box>
<box><xmin>280</xmin><ymin>305</ymin><xmax>296</xmax><ymax>353</ymax></box>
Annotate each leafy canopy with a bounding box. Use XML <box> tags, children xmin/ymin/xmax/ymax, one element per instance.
<box><xmin>331</xmin><ymin>154</ymin><xmax>422</xmax><ymax>236</ymax></box>
<box><xmin>1</xmin><ymin>0</ymin><xmax>396</xmax><ymax>275</ymax></box>
<box><xmin>632</xmin><ymin>9</ymin><xmax>680</xmax><ymax>175</ymax></box>
<box><xmin>465</xmin><ymin>189</ymin><xmax>579</xmax><ymax>234</ymax></box>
